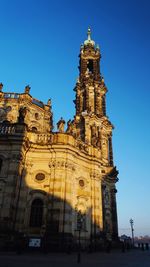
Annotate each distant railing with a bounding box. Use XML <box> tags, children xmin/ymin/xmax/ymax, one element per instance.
<box><xmin>4</xmin><ymin>93</ymin><xmax>20</xmax><ymax>99</ymax></box>
<box><xmin>37</xmin><ymin>134</ymin><xmax>53</xmax><ymax>144</ymax></box>
<box><xmin>3</xmin><ymin>93</ymin><xmax>44</xmax><ymax>109</ymax></box>
<box><xmin>32</xmin><ymin>98</ymin><xmax>44</xmax><ymax>108</ymax></box>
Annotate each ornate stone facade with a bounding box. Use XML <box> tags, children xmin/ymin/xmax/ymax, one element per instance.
<box><xmin>0</xmin><ymin>29</ymin><xmax>119</xmax><ymax>250</ymax></box>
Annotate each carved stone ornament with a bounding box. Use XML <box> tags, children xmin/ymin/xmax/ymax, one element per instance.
<box><xmin>49</xmin><ymin>160</ymin><xmax>75</xmax><ymax>171</ymax></box>
<box><xmin>75</xmin><ymin>140</ymin><xmax>89</xmax><ymax>153</ymax></box>
<box><xmin>37</xmin><ymin>134</ymin><xmax>53</xmax><ymax>145</ymax></box>
<box><xmin>90</xmin><ymin>171</ymin><xmax>101</xmax><ymax>180</ymax></box>
<box><xmin>57</xmin><ymin>117</ymin><xmax>65</xmax><ymax>133</ymax></box>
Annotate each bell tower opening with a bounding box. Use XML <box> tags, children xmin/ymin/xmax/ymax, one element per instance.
<box><xmin>87</xmin><ymin>59</ymin><xmax>93</xmax><ymax>73</ymax></box>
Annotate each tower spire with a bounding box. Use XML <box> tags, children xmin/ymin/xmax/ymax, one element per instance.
<box><xmin>87</xmin><ymin>27</ymin><xmax>91</xmax><ymax>41</ymax></box>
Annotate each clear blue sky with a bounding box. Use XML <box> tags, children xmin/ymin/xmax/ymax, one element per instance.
<box><xmin>0</xmin><ymin>0</ymin><xmax>150</xmax><ymax>237</ymax></box>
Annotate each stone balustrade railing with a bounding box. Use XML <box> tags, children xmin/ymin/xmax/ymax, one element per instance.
<box><xmin>0</xmin><ymin>123</ymin><xmax>26</xmax><ymax>135</ymax></box>
<box><xmin>0</xmin><ymin>126</ymin><xmax>101</xmax><ymax>159</ymax></box>
<box><xmin>0</xmin><ymin>125</ymin><xmax>16</xmax><ymax>134</ymax></box>
<box><xmin>30</xmin><ymin>132</ymin><xmax>101</xmax><ymax>158</ymax></box>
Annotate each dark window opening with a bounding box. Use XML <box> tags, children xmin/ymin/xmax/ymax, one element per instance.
<box><xmin>87</xmin><ymin>60</ymin><xmax>93</xmax><ymax>73</ymax></box>
<box><xmin>35</xmin><ymin>113</ymin><xmax>40</xmax><ymax>120</ymax></box>
<box><xmin>32</xmin><ymin>127</ymin><xmax>37</xmax><ymax>132</ymax></box>
<box><xmin>30</xmin><ymin>198</ymin><xmax>43</xmax><ymax>227</ymax></box>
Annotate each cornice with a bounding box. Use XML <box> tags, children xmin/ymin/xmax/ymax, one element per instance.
<box><xmin>102</xmin><ymin>166</ymin><xmax>119</xmax><ymax>183</ymax></box>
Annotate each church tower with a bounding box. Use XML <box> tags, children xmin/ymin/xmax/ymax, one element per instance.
<box><xmin>73</xmin><ymin>29</ymin><xmax>118</xmax><ymax>240</ymax></box>
<box><xmin>74</xmin><ymin>28</ymin><xmax>114</xmax><ymax>167</ymax></box>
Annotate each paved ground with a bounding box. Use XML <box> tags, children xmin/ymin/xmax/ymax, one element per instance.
<box><xmin>0</xmin><ymin>249</ymin><xmax>150</xmax><ymax>267</ymax></box>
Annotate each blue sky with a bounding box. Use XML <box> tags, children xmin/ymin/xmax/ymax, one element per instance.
<box><xmin>0</xmin><ymin>0</ymin><xmax>150</xmax><ymax>237</ymax></box>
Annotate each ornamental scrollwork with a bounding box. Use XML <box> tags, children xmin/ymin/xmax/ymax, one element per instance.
<box><xmin>90</xmin><ymin>171</ymin><xmax>101</xmax><ymax>180</ymax></box>
<box><xmin>49</xmin><ymin>160</ymin><xmax>76</xmax><ymax>171</ymax></box>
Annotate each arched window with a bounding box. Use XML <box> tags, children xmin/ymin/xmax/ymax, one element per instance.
<box><xmin>30</xmin><ymin>198</ymin><xmax>43</xmax><ymax>227</ymax></box>
<box><xmin>0</xmin><ymin>158</ymin><xmax>2</xmax><ymax>173</ymax></box>
<box><xmin>35</xmin><ymin>113</ymin><xmax>40</xmax><ymax>120</ymax></box>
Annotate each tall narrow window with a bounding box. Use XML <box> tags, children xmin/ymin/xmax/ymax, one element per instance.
<box><xmin>30</xmin><ymin>198</ymin><xmax>43</xmax><ymax>227</ymax></box>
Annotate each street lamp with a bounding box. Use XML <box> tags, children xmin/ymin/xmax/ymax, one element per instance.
<box><xmin>130</xmin><ymin>218</ymin><xmax>134</xmax><ymax>247</ymax></box>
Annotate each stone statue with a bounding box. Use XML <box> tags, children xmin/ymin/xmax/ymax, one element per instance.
<box><xmin>101</xmin><ymin>77</ymin><xmax>105</xmax><ymax>83</ymax></box>
<box><xmin>91</xmin><ymin>136</ymin><xmax>97</xmax><ymax>147</ymax></box>
<box><xmin>91</xmin><ymin>124</ymin><xmax>97</xmax><ymax>146</ymax></box>
<box><xmin>85</xmin><ymin>68</ymin><xmax>89</xmax><ymax>77</ymax></box>
<box><xmin>24</xmin><ymin>85</ymin><xmax>30</xmax><ymax>94</ymax></box>
<box><xmin>0</xmin><ymin>83</ymin><xmax>3</xmax><ymax>92</ymax></box>
<box><xmin>47</xmin><ymin>98</ymin><xmax>51</xmax><ymax>107</ymax></box>
<box><xmin>57</xmin><ymin>117</ymin><xmax>65</xmax><ymax>133</ymax></box>
<box><xmin>70</xmin><ymin>117</ymin><xmax>81</xmax><ymax>139</ymax></box>
<box><xmin>91</xmin><ymin>124</ymin><xmax>97</xmax><ymax>137</ymax></box>
<box><xmin>66</xmin><ymin>119</ymin><xmax>73</xmax><ymax>134</ymax></box>
<box><xmin>18</xmin><ymin>107</ymin><xmax>27</xmax><ymax>123</ymax></box>
<box><xmin>80</xmin><ymin>93</ymin><xmax>83</xmax><ymax>112</ymax></box>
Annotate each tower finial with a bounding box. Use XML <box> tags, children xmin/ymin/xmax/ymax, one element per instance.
<box><xmin>84</xmin><ymin>27</ymin><xmax>95</xmax><ymax>46</ymax></box>
<box><xmin>87</xmin><ymin>27</ymin><xmax>91</xmax><ymax>41</ymax></box>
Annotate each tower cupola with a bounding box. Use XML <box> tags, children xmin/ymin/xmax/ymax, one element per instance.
<box><xmin>84</xmin><ymin>27</ymin><xmax>95</xmax><ymax>47</ymax></box>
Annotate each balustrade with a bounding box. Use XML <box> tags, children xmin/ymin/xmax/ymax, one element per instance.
<box><xmin>0</xmin><ymin>125</ymin><xmax>15</xmax><ymax>134</ymax></box>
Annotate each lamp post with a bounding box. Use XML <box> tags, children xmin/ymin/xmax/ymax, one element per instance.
<box><xmin>130</xmin><ymin>218</ymin><xmax>134</xmax><ymax>247</ymax></box>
